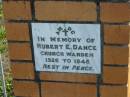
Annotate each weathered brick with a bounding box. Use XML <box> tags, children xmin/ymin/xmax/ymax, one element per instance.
<box><xmin>3</xmin><ymin>1</ymin><xmax>32</xmax><ymax>20</ymax></box>
<box><xmin>100</xmin><ymin>3</ymin><xmax>130</xmax><ymax>23</ymax></box>
<box><xmin>104</xmin><ymin>46</ymin><xmax>128</xmax><ymax>65</ymax></box>
<box><xmin>8</xmin><ymin>43</ymin><xmax>32</xmax><ymax>60</ymax></box>
<box><xmin>35</xmin><ymin>1</ymin><xmax>97</xmax><ymax>21</ymax></box>
<box><xmin>104</xmin><ymin>25</ymin><xmax>130</xmax><ymax>44</ymax></box>
<box><xmin>40</xmin><ymin>72</ymin><xmax>96</xmax><ymax>83</ymax></box>
<box><xmin>41</xmin><ymin>82</ymin><xmax>96</xmax><ymax>97</ymax></box>
<box><xmin>13</xmin><ymin>81</ymin><xmax>39</xmax><ymax>97</ymax></box>
<box><xmin>5</xmin><ymin>23</ymin><xmax>30</xmax><ymax>41</ymax></box>
<box><xmin>12</xmin><ymin>62</ymin><xmax>35</xmax><ymax>79</ymax></box>
<box><xmin>103</xmin><ymin>66</ymin><xmax>128</xmax><ymax>84</ymax></box>
<box><xmin>100</xmin><ymin>85</ymin><xmax>127</xmax><ymax>97</ymax></box>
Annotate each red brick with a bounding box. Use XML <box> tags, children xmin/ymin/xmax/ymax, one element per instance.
<box><xmin>40</xmin><ymin>72</ymin><xmax>96</xmax><ymax>83</ymax></box>
<box><xmin>104</xmin><ymin>46</ymin><xmax>128</xmax><ymax>65</ymax></box>
<box><xmin>5</xmin><ymin>23</ymin><xmax>30</xmax><ymax>41</ymax></box>
<box><xmin>13</xmin><ymin>81</ymin><xmax>39</xmax><ymax>97</ymax></box>
<box><xmin>8</xmin><ymin>43</ymin><xmax>32</xmax><ymax>60</ymax></box>
<box><xmin>3</xmin><ymin>1</ymin><xmax>32</xmax><ymax>20</ymax></box>
<box><xmin>100</xmin><ymin>3</ymin><xmax>130</xmax><ymax>23</ymax></box>
<box><xmin>35</xmin><ymin>1</ymin><xmax>97</xmax><ymax>21</ymax></box>
<box><xmin>12</xmin><ymin>62</ymin><xmax>35</xmax><ymax>79</ymax></box>
<box><xmin>104</xmin><ymin>25</ymin><xmax>130</xmax><ymax>44</ymax></box>
<box><xmin>100</xmin><ymin>85</ymin><xmax>127</xmax><ymax>97</ymax></box>
<box><xmin>41</xmin><ymin>82</ymin><xmax>96</xmax><ymax>97</ymax></box>
<box><xmin>103</xmin><ymin>66</ymin><xmax>128</xmax><ymax>84</ymax></box>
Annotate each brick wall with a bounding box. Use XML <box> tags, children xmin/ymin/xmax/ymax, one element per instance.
<box><xmin>3</xmin><ymin>0</ymin><xmax>130</xmax><ymax>97</ymax></box>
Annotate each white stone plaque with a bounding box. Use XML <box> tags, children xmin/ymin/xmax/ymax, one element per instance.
<box><xmin>32</xmin><ymin>23</ymin><xmax>101</xmax><ymax>74</ymax></box>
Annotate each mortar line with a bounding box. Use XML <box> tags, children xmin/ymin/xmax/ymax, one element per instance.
<box><xmin>3</xmin><ymin>0</ymin><xmax>130</xmax><ymax>3</ymax></box>
<box><xmin>30</xmin><ymin>0</ymin><xmax>42</xmax><ymax>97</ymax></box>
<box><xmin>7</xmin><ymin>19</ymin><xmax>130</xmax><ymax>25</ymax></box>
<box><xmin>96</xmin><ymin>0</ymin><xmax>102</xmax><ymax>97</ymax></box>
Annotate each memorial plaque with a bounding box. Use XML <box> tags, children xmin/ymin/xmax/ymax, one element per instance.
<box><xmin>32</xmin><ymin>23</ymin><xmax>101</xmax><ymax>74</ymax></box>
